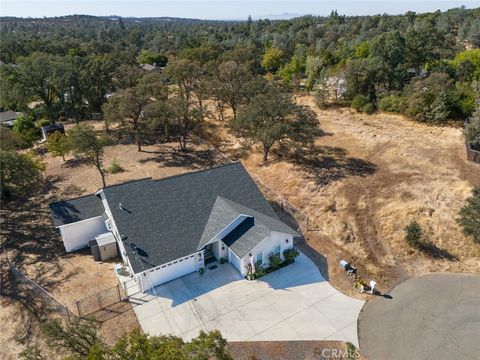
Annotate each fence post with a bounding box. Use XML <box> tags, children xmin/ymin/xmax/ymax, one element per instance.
<box><xmin>116</xmin><ymin>283</ymin><xmax>121</xmax><ymax>302</ymax></box>
<box><xmin>65</xmin><ymin>306</ymin><xmax>71</xmax><ymax>322</ymax></box>
<box><xmin>76</xmin><ymin>301</ymin><xmax>81</xmax><ymax>317</ymax></box>
<box><xmin>97</xmin><ymin>293</ymin><xmax>102</xmax><ymax>309</ymax></box>
<box><xmin>124</xmin><ymin>281</ymin><xmax>129</xmax><ymax>300</ymax></box>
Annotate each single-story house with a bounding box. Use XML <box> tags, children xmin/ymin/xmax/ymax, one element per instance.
<box><xmin>0</xmin><ymin>110</ymin><xmax>22</xmax><ymax>127</ymax></box>
<box><xmin>49</xmin><ymin>163</ymin><xmax>299</xmax><ymax>291</ymax></box>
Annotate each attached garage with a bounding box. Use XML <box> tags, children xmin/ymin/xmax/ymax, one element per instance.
<box><xmin>139</xmin><ymin>254</ymin><xmax>198</xmax><ymax>291</ymax></box>
<box><xmin>59</xmin><ymin>217</ymin><xmax>107</xmax><ymax>252</ymax></box>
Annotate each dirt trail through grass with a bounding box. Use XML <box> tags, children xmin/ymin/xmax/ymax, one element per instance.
<box><xmin>206</xmin><ymin>95</ymin><xmax>480</xmax><ymax>290</ymax></box>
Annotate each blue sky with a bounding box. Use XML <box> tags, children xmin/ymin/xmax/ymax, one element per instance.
<box><xmin>1</xmin><ymin>1</ymin><xmax>478</xmax><ymax>20</ymax></box>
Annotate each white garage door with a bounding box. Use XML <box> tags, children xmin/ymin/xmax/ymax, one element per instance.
<box><xmin>143</xmin><ymin>255</ymin><xmax>196</xmax><ymax>290</ymax></box>
<box><xmin>229</xmin><ymin>249</ymin><xmax>241</xmax><ymax>274</ymax></box>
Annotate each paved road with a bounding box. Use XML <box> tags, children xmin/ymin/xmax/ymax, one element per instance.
<box><xmin>359</xmin><ymin>274</ymin><xmax>480</xmax><ymax>360</ymax></box>
<box><xmin>131</xmin><ymin>253</ymin><xmax>364</xmax><ymax>345</ymax></box>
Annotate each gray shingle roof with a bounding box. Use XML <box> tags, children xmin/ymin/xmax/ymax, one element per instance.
<box><xmin>49</xmin><ymin>194</ymin><xmax>104</xmax><ymax>227</ymax></box>
<box><xmin>0</xmin><ymin>110</ymin><xmax>18</xmax><ymax>123</ymax></box>
<box><xmin>102</xmin><ymin>162</ymin><xmax>298</xmax><ymax>273</ymax></box>
<box><xmin>215</xmin><ymin>197</ymin><xmax>297</xmax><ymax>258</ymax></box>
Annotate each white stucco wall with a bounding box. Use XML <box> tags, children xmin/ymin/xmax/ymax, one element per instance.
<box><xmin>238</xmin><ymin>231</ymin><xmax>294</xmax><ymax>276</ymax></box>
<box><xmin>59</xmin><ymin>217</ymin><xmax>107</xmax><ymax>252</ymax></box>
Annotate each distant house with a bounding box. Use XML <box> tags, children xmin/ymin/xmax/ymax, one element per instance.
<box><xmin>0</xmin><ymin>110</ymin><xmax>22</xmax><ymax>127</ymax></box>
<box><xmin>40</xmin><ymin>124</ymin><xmax>65</xmax><ymax>142</ymax></box>
<box><xmin>49</xmin><ymin>163</ymin><xmax>299</xmax><ymax>292</ymax></box>
<box><xmin>140</xmin><ymin>63</ymin><xmax>163</xmax><ymax>72</ymax></box>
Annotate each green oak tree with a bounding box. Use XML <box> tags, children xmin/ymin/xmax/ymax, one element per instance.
<box><xmin>232</xmin><ymin>84</ymin><xmax>321</xmax><ymax>162</ymax></box>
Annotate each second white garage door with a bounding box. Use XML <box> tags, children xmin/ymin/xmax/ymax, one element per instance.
<box><xmin>141</xmin><ymin>255</ymin><xmax>196</xmax><ymax>291</ymax></box>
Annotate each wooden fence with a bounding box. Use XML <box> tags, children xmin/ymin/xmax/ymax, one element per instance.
<box><xmin>465</xmin><ymin>139</ymin><xmax>480</xmax><ymax>164</ymax></box>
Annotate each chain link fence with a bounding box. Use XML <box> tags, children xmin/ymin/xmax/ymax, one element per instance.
<box><xmin>72</xmin><ymin>284</ymin><xmax>123</xmax><ymax>318</ymax></box>
<box><xmin>1</xmin><ymin>253</ymin><xmax>74</xmax><ymax>322</ymax></box>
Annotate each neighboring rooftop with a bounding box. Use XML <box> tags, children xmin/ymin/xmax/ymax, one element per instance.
<box><xmin>0</xmin><ymin>110</ymin><xmax>20</xmax><ymax>126</ymax></box>
<box><xmin>49</xmin><ymin>194</ymin><xmax>104</xmax><ymax>227</ymax></box>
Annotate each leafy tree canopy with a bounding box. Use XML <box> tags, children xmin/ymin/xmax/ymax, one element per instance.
<box><xmin>232</xmin><ymin>84</ymin><xmax>322</xmax><ymax>161</ymax></box>
<box><xmin>137</xmin><ymin>49</ymin><xmax>168</xmax><ymax>66</ymax></box>
<box><xmin>0</xmin><ymin>149</ymin><xmax>44</xmax><ymax>200</ymax></box>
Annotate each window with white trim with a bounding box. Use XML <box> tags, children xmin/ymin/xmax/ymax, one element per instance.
<box><xmin>274</xmin><ymin>245</ymin><xmax>281</xmax><ymax>257</ymax></box>
<box><xmin>255</xmin><ymin>252</ymin><xmax>263</xmax><ymax>267</ymax></box>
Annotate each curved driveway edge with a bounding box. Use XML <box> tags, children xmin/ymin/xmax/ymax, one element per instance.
<box><xmin>359</xmin><ymin>273</ymin><xmax>480</xmax><ymax>360</ymax></box>
<box><xmin>132</xmin><ymin>252</ymin><xmax>365</xmax><ymax>346</ymax></box>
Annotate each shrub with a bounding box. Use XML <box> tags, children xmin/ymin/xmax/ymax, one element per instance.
<box><xmin>361</xmin><ymin>103</ymin><xmax>376</xmax><ymax>114</ymax></box>
<box><xmin>404</xmin><ymin>220</ymin><xmax>423</xmax><ymax>249</ymax></box>
<box><xmin>47</xmin><ymin>132</ymin><xmax>69</xmax><ymax>161</ymax></box>
<box><xmin>219</xmin><ymin>257</ymin><xmax>227</xmax><ymax>264</ymax></box>
<box><xmin>254</xmin><ymin>265</ymin><xmax>267</xmax><ymax>278</ymax></box>
<box><xmin>34</xmin><ymin>118</ymin><xmax>50</xmax><ymax>129</ymax></box>
<box><xmin>268</xmin><ymin>253</ymin><xmax>282</xmax><ymax>268</ymax></box>
<box><xmin>198</xmin><ymin>267</ymin><xmax>205</xmax><ymax>275</ymax></box>
<box><xmin>378</xmin><ymin>95</ymin><xmax>408</xmax><ymax>113</ymax></box>
<box><xmin>12</xmin><ymin>114</ymin><xmax>40</xmax><ymax>145</ymax></box>
<box><xmin>457</xmin><ymin>187</ymin><xmax>480</xmax><ymax>244</ymax></box>
<box><xmin>351</xmin><ymin>94</ymin><xmax>370</xmax><ymax>112</ymax></box>
<box><xmin>108</xmin><ymin>159</ymin><xmax>125</xmax><ymax>174</ymax></box>
<box><xmin>283</xmin><ymin>248</ymin><xmax>300</xmax><ymax>263</ymax></box>
<box><xmin>466</xmin><ymin>106</ymin><xmax>480</xmax><ymax>147</ymax></box>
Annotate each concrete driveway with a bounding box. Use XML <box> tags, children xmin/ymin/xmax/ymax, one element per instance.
<box><xmin>359</xmin><ymin>274</ymin><xmax>480</xmax><ymax>360</ymax></box>
<box><xmin>131</xmin><ymin>253</ymin><xmax>364</xmax><ymax>345</ymax></box>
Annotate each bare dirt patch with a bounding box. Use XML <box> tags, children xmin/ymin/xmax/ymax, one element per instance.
<box><xmin>203</xmin><ymin>96</ymin><xmax>480</xmax><ymax>295</ymax></box>
<box><xmin>227</xmin><ymin>340</ymin><xmax>365</xmax><ymax>360</ymax></box>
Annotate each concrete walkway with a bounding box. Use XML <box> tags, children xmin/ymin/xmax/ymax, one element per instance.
<box><xmin>359</xmin><ymin>273</ymin><xmax>480</xmax><ymax>360</ymax></box>
<box><xmin>131</xmin><ymin>253</ymin><xmax>364</xmax><ymax>346</ymax></box>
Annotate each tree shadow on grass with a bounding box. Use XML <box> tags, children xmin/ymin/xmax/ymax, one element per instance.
<box><xmin>63</xmin><ymin>157</ymin><xmax>90</xmax><ymax>168</ymax></box>
<box><xmin>419</xmin><ymin>241</ymin><xmax>458</xmax><ymax>261</ymax></box>
<box><xmin>284</xmin><ymin>145</ymin><xmax>377</xmax><ymax>186</ymax></box>
<box><xmin>138</xmin><ymin>139</ymin><xmax>227</xmax><ymax>170</ymax></box>
<box><xmin>1</xmin><ymin>179</ymin><xmax>68</xmax><ymax>287</ymax></box>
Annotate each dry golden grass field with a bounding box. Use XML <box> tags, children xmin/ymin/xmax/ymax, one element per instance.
<box><xmin>1</xmin><ymin>96</ymin><xmax>479</xmax><ymax>358</ymax></box>
<box><xmin>203</xmin><ymin>95</ymin><xmax>480</xmax><ymax>292</ymax></box>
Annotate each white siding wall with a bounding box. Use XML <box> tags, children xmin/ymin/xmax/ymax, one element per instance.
<box><xmin>239</xmin><ymin>231</ymin><xmax>294</xmax><ymax>276</ymax></box>
<box><xmin>59</xmin><ymin>217</ymin><xmax>107</xmax><ymax>252</ymax></box>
